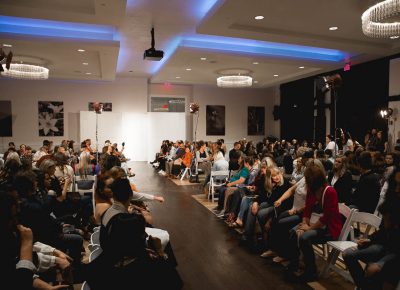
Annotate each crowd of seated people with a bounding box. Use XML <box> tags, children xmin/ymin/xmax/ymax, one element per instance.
<box><xmin>148</xmin><ymin>128</ymin><xmax>400</xmax><ymax>288</ymax></box>
<box><xmin>1</xmin><ymin>137</ymin><xmax>178</xmax><ymax>289</ymax></box>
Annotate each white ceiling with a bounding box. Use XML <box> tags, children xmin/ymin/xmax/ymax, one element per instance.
<box><xmin>0</xmin><ymin>0</ymin><xmax>399</xmax><ymax>86</ymax></box>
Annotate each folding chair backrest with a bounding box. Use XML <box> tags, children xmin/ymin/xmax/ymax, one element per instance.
<box><xmin>210</xmin><ymin>170</ymin><xmax>229</xmax><ymax>179</ymax></box>
<box><xmin>351</xmin><ymin>211</ymin><xmax>382</xmax><ymax>238</ymax></box>
<box><xmin>374</xmin><ymin>181</ymin><xmax>387</xmax><ymax>216</ymax></box>
<box><xmin>81</xmin><ymin>281</ymin><xmax>91</xmax><ymax>290</ymax></box>
<box><xmin>338</xmin><ymin>203</ymin><xmax>352</xmax><ymax>219</ymax></box>
<box><xmin>337</xmin><ymin>206</ymin><xmax>357</xmax><ymax>241</ymax></box>
<box><xmin>89</xmin><ymin>247</ymin><xmax>102</xmax><ymax>262</ymax></box>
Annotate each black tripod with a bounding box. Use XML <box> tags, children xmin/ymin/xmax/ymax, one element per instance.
<box><xmin>190</xmin><ymin>111</ymin><xmax>200</xmax><ymax>183</ymax></box>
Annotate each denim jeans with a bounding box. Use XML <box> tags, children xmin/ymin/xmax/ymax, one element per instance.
<box><xmin>343</xmin><ymin>244</ymin><xmax>389</xmax><ymax>289</ymax></box>
<box><xmin>288</xmin><ymin>226</ymin><xmax>331</xmax><ymax>275</ymax></box>
<box><xmin>243</xmin><ymin>202</ymin><xmax>272</xmax><ymax>239</ymax></box>
<box><xmin>237</xmin><ymin>196</ymin><xmax>253</xmax><ymax>221</ymax></box>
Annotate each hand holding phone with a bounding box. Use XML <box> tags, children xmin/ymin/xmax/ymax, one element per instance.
<box><xmin>122</xmin><ymin>142</ymin><xmax>125</xmax><ymax>147</ymax></box>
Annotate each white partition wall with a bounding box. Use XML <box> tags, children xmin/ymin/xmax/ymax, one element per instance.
<box><xmin>147</xmin><ymin>113</ymin><xmax>186</xmax><ymax>162</ymax></box>
<box><xmin>80</xmin><ymin>111</ymin><xmax>123</xmax><ymax>152</ymax></box>
<box><xmin>121</xmin><ymin>113</ymin><xmax>148</xmax><ymax>161</ymax></box>
<box><xmin>80</xmin><ymin>111</ymin><xmax>185</xmax><ymax>161</ymax></box>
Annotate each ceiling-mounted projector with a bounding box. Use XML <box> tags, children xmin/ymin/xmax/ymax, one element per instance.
<box><xmin>144</xmin><ymin>28</ymin><xmax>164</xmax><ymax>61</ymax></box>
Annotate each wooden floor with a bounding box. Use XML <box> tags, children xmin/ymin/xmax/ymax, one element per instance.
<box><xmin>132</xmin><ymin>162</ymin><xmax>312</xmax><ymax>290</ymax></box>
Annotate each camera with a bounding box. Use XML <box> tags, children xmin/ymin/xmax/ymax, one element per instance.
<box><xmin>122</xmin><ymin>142</ymin><xmax>125</xmax><ymax>147</ymax></box>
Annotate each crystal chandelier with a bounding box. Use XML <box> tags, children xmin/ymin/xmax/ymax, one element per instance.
<box><xmin>1</xmin><ymin>63</ymin><xmax>49</xmax><ymax>80</ymax></box>
<box><xmin>362</xmin><ymin>0</ymin><xmax>400</xmax><ymax>38</ymax></box>
<box><xmin>217</xmin><ymin>75</ymin><xmax>252</xmax><ymax>88</ymax></box>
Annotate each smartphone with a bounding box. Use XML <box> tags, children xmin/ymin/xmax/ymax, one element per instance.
<box><xmin>122</xmin><ymin>142</ymin><xmax>125</xmax><ymax>146</ymax></box>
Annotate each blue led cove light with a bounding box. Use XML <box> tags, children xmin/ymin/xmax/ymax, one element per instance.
<box><xmin>0</xmin><ymin>16</ymin><xmax>116</xmax><ymax>41</ymax></box>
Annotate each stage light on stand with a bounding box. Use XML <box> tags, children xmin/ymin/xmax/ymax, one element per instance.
<box><xmin>380</xmin><ymin>108</ymin><xmax>393</xmax><ymax>119</ymax></box>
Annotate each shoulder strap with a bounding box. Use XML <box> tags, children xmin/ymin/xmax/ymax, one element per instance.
<box><xmin>321</xmin><ymin>185</ymin><xmax>331</xmax><ymax>207</ymax></box>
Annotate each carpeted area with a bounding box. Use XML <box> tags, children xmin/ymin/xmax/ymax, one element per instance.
<box><xmin>192</xmin><ymin>193</ymin><xmax>216</xmax><ymax>212</ymax></box>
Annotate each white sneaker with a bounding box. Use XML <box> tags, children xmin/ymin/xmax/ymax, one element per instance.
<box><xmin>260</xmin><ymin>250</ymin><xmax>276</xmax><ymax>258</ymax></box>
<box><xmin>272</xmin><ymin>256</ymin><xmax>286</xmax><ymax>263</ymax></box>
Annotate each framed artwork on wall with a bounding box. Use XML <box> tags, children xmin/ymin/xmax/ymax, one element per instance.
<box><xmin>248</xmin><ymin>106</ymin><xmax>265</xmax><ymax>135</ymax></box>
<box><xmin>88</xmin><ymin>102</ymin><xmax>112</xmax><ymax>112</ymax></box>
<box><xmin>38</xmin><ymin>101</ymin><xmax>64</xmax><ymax>136</ymax></box>
<box><xmin>206</xmin><ymin>105</ymin><xmax>225</xmax><ymax>135</ymax></box>
<box><xmin>0</xmin><ymin>100</ymin><xmax>12</xmax><ymax>137</ymax></box>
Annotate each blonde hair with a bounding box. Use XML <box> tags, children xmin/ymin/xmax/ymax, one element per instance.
<box><xmin>264</xmin><ymin>166</ymin><xmax>284</xmax><ymax>193</ymax></box>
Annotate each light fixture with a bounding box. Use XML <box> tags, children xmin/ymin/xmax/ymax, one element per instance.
<box><xmin>175</xmin><ymin>76</ymin><xmax>181</xmax><ymax>79</ymax></box>
<box><xmin>362</xmin><ymin>0</ymin><xmax>400</xmax><ymax>38</ymax></box>
<box><xmin>189</xmin><ymin>103</ymin><xmax>200</xmax><ymax>114</ymax></box>
<box><xmin>254</xmin><ymin>80</ymin><xmax>258</xmax><ymax>84</ymax></box>
<box><xmin>186</xmin><ymin>68</ymin><xmax>192</xmax><ymax>71</ymax></box>
<box><xmin>390</xmin><ymin>35</ymin><xmax>400</xmax><ymax>39</ymax></box>
<box><xmin>1</xmin><ymin>63</ymin><xmax>48</xmax><ymax>80</ymax></box>
<box><xmin>255</xmin><ymin>15</ymin><xmax>264</xmax><ymax>20</ymax></box>
<box><xmin>253</xmin><ymin>62</ymin><xmax>259</xmax><ymax>65</ymax></box>
<box><xmin>82</xmin><ymin>62</ymin><xmax>88</xmax><ymax>65</ymax></box>
<box><xmin>85</xmin><ymin>72</ymin><xmax>92</xmax><ymax>75</ymax></box>
<box><xmin>299</xmin><ymin>66</ymin><xmax>305</xmax><ymax>69</ymax></box>
<box><xmin>217</xmin><ymin>75</ymin><xmax>252</xmax><ymax>88</ymax></box>
<box><xmin>273</xmin><ymin>74</ymin><xmax>279</xmax><ymax>77</ymax></box>
<box><xmin>200</xmin><ymin>57</ymin><xmax>207</xmax><ymax>60</ymax></box>
<box><xmin>380</xmin><ymin>108</ymin><xmax>393</xmax><ymax>119</ymax></box>
<box><xmin>329</xmin><ymin>26</ymin><xmax>338</xmax><ymax>31</ymax></box>
<box><xmin>3</xmin><ymin>44</ymin><xmax>12</xmax><ymax>47</ymax></box>
<box><xmin>77</xmin><ymin>49</ymin><xmax>85</xmax><ymax>52</ymax></box>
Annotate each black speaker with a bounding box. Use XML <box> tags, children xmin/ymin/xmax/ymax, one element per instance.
<box><xmin>273</xmin><ymin>105</ymin><xmax>281</xmax><ymax>120</ymax></box>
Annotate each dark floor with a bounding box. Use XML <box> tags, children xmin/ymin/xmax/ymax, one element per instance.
<box><xmin>131</xmin><ymin>161</ymin><xmax>310</xmax><ymax>290</ymax></box>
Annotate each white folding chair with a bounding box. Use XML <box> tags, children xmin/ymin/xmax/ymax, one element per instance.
<box><xmin>180</xmin><ymin>167</ymin><xmax>191</xmax><ymax>180</ymax></box>
<box><xmin>81</xmin><ymin>281</ymin><xmax>91</xmax><ymax>290</ymax></box>
<box><xmin>89</xmin><ymin>247</ymin><xmax>102</xmax><ymax>262</ymax></box>
<box><xmin>321</xmin><ymin>210</ymin><xmax>382</xmax><ymax>280</ymax></box>
<box><xmin>90</xmin><ymin>230</ymin><xmax>100</xmax><ymax>246</ymax></box>
<box><xmin>321</xmin><ymin>204</ymin><xmax>356</xmax><ymax>277</ymax></box>
<box><xmin>75</xmin><ymin>175</ymin><xmax>96</xmax><ymax>196</ymax></box>
<box><xmin>208</xmin><ymin>170</ymin><xmax>229</xmax><ymax>202</ymax></box>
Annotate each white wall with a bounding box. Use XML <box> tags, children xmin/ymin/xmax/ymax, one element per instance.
<box><xmin>0</xmin><ymin>77</ymin><xmax>148</xmax><ymax>152</ymax></box>
<box><xmin>389</xmin><ymin>58</ymin><xmax>400</xmax><ymax>97</ymax></box>
<box><xmin>193</xmin><ymin>85</ymin><xmax>278</xmax><ymax>146</ymax></box>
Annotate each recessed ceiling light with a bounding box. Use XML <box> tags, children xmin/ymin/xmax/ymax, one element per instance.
<box><xmin>3</xmin><ymin>44</ymin><xmax>12</xmax><ymax>47</ymax></box>
<box><xmin>200</xmin><ymin>57</ymin><xmax>207</xmax><ymax>61</ymax></box>
<box><xmin>253</xmin><ymin>62</ymin><xmax>259</xmax><ymax>65</ymax></box>
<box><xmin>78</xmin><ymin>49</ymin><xmax>85</xmax><ymax>52</ymax></box>
<box><xmin>273</xmin><ymin>74</ymin><xmax>279</xmax><ymax>77</ymax></box>
<box><xmin>299</xmin><ymin>66</ymin><xmax>305</xmax><ymax>69</ymax></box>
<box><xmin>85</xmin><ymin>72</ymin><xmax>92</xmax><ymax>75</ymax></box>
<box><xmin>255</xmin><ymin>16</ymin><xmax>264</xmax><ymax>20</ymax></box>
<box><xmin>82</xmin><ymin>62</ymin><xmax>89</xmax><ymax>65</ymax></box>
<box><xmin>254</xmin><ymin>80</ymin><xmax>258</xmax><ymax>84</ymax></box>
<box><xmin>329</xmin><ymin>26</ymin><xmax>338</xmax><ymax>31</ymax></box>
<box><xmin>390</xmin><ymin>35</ymin><xmax>399</xmax><ymax>39</ymax></box>
<box><xmin>176</xmin><ymin>76</ymin><xmax>181</xmax><ymax>79</ymax></box>
<box><xmin>186</xmin><ymin>68</ymin><xmax>192</xmax><ymax>71</ymax></box>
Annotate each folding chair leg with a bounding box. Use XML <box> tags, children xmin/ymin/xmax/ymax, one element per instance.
<box><xmin>321</xmin><ymin>249</ymin><xmax>340</xmax><ymax>278</ymax></box>
<box><xmin>180</xmin><ymin>168</ymin><xmax>189</xmax><ymax>181</ymax></box>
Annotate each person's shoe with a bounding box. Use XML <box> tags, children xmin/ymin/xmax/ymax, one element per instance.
<box><xmin>260</xmin><ymin>250</ymin><xmax>276</xmax><ymax>258</ymax></box>
<box><xmin>272</xmin><ymin>256</ymin><xmax>287</xmax><ymax>263</ymax></box>
<box><xmin>216</xmin><ymin>210</ymin><xmax>225</xmax><ymax>217</ymax></box>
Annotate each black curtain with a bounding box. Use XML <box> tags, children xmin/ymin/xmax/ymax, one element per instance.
<box><xmin>280</xmin><ymin>77</ymin><xmax>314</xmax><ymax>142</ymax></box>
<box><xmin>280</xmin><ymin>57</ymin><xmax>390</xmax><ymax>144</ymax></box>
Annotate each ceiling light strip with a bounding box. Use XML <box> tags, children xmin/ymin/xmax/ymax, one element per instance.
<box><xmin>181</xmin><ymin>35</ymin><xmax>346</xmax><ymax>62</ymax></box>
